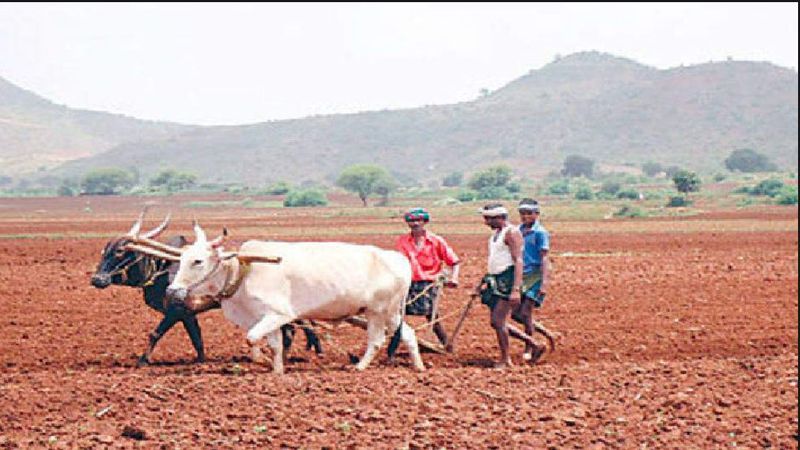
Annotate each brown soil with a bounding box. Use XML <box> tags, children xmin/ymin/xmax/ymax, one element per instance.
<box><xmin>0</xmin><ymin>196</ymin><xmax>796</xmax><ymax>448</ymax></box>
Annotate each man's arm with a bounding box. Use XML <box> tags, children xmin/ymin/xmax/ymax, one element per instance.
<box><xmin>539</xmin><ymin>249</ymin><xmax>549</xmax><ymax>295</ymax></box>
<box><xmin>538</xmin><ymin>230</ymin><xmax>550</xmax><ymax>295</ymax></box>
<box><xmin>437</xmin><ymin>237</ymin><xmax>461</xmax><ymax>287</ymax></box>
<box><xmin>505</xmin><ymin>227</ymin><xmax>524</xmax><ymax>305</ymax></box>
<box><xmin>446</xmin><ymin>262</ymin><xmax>461</xmax><ymax>287</ymax></box>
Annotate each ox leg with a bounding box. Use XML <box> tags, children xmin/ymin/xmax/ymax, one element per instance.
<box><xmin>265</xmin><ymin>329</ymin><xmax>285</xmax><ymax>374</ymax></box>
<box><xmin>355</xmin><ymin>315</ymin><xmax>387</xmax><ymax>371</ymax></box>
<box><xmin>388</xmin><ymin>314</ymin><xmax>425</xmax><ymax>371</ymax></box>
<box><xmin>247</xmin><ymin>315</ymin><xmax>292</xmax><ymax>372</ymax></box>
<box><xmin>139</xmin><ymin>312</ymin><xmax>180</xmax><ymax>366</ymax></box>
<box><xmin>302</xmin><ymin>325</ymin><xmax>323</xmax><ymax>355</ymax></box>
<box><xmin>181</xmin><ymin>315</ymin><xmax>205</xmax><ymax>363</ymax></box>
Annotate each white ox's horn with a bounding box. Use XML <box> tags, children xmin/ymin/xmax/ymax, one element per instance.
<box><xmin>193</xmin><ymin>219</ymin><xmax>207</xmax><ymax>245</ymax></box>
<box><xmin>142</xmin><ymin>212</ymin><xmax>171</xmax><ymax>239</ymax></box>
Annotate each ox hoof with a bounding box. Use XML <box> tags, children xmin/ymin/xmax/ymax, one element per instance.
<box><xmin>136</xmin><ymin>356</ymin><xmax>151</xmax><ymax>368</ymax></box>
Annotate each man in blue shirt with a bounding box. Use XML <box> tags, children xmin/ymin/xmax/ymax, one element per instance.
<box><xmin>515</xmin><ymin>198</ymin><xmax>550</xmax><ymax>363</ymax></box>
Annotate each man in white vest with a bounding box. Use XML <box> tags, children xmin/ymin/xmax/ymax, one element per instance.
<box><xmin>474</xmin><ymin>203</ymin><xmax>525</xmax><ymax>369</ymax></box>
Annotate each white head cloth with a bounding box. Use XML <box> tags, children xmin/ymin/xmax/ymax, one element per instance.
<box><xmin>480</xmin><ymin>206</ymin><xmax>508</xmax><ymax>217</ymax></box>
<box><xmin>518</xmin><ymin>202</ymin><xmax>540</xmax><ymax>213</ymax></box>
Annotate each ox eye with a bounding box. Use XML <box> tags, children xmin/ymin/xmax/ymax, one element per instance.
<box><xmin>193</xmin><ymin>260</ymin><xmax>203</xmax><ymax>266</ymax></box>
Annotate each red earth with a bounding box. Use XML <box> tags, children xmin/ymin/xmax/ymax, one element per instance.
<box><xmin>0</xmin><ymin>196</ymin><xmax>797</xmax><ymax>448</ymax></box>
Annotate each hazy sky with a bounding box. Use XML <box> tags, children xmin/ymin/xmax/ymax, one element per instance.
<box><xmin>1</xmin><ymin>3</ymin><xmax>797</xmax><ymax>125</ymax></box>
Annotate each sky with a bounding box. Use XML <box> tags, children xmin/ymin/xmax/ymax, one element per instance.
<box><xmin>0</xmin><ymin>2</ymin><xmax>797</xmax><ymax>126</ymax></box>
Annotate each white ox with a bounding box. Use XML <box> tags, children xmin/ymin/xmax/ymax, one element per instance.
<box><xmin>164</xmin><ymin>223</ymin><xmax>425</xmax><ymax>374</ymax></box>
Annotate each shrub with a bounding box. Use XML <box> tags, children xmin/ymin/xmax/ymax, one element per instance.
<box><xmin>467</xmin><ymin>165</ymin><xmax>512</xmax><ymax>191</ymax></box>
<box><xmin>613</xmin><ymin>205</ymin><xmax>646</xmax><ymax>218</ymax></box>
<box><xmin>265</xmin><ymin>181</ymin><xmax>291</xmax><ymax>195</ymax></box>
<box><xmin>574</xmin><ymin>185</ymin><xmax>594</xmax><ymax>200</ymax></box>
<box><xmin>283</xmin><ymin>189</ymin><xmax>328</xmax><ymax>207</ymax></box>
<box><xmin>456</xmin><ymin>190</ymin><xmax>477</xmax><ymax>202</ymax></box>
<box><xmin>506</xmin><ymin>180</ymin><xmax>521</xmax><ymax>193</ymax></box>
<box><xmin>80</xmin><ymin>168</ymin><xmax>136</xmax><ymax>195</ymax></box>
<box><xmin>476</xmin><ymin>186</ymin><xmax>512</xmax><ymax>200</ymax></box>
<box><xmin>546</xmin><ymin>179</ymin><xmax>571</xmax><ymax>195</ymax></box>
<box><xmin>776</xmin><ymin>185</ymin><xmax>798</xmax><ymax>205</ymax></box>
<box><xmin>442</xmin><ymin>171</ymin><xmax>463</xmax><ymax>187</ymax></box>
<box><xmin>712</xmin><ymin>173</ymin><xmax>727</xmax><ymax>182</ymax></box>
<box><xmin>149</xmin><ymin>169</ymin><xmax>197</xmax><ymax>192</ymax></box>
<box><xmin>600</xmin><ymin>181</ymin><xmax>622</xmax><ymax>195</ymax></box>
<box><xmin>731</xmin><ymin>186</ymin><xmax>751</xmax><ymax>194</ymax></box>
<box><xmin>616</xmin><ymin>189</ymin><xmax>641</xmax><ymax>200</ymax></box>
<box><xmin>749</xmin><ymin>178</ymin><xmax>785</xmax><ymax>197</ymax></box>
<box><xmin>666</xmin><ymin>196</ymin><xmax>692</xmax><ymax>207</ymax></box>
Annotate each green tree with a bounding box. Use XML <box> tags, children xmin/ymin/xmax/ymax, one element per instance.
<box><xmin>57</xmin><ymin>178</ymin><xmax>79</xmax><ymax>197</ymax></box>
<box><xmin>336</xmin><ymin>164</ymin><xmax>396</xmax><ymax>206</ymax></box>
<box><xmin>561</xmin><ymin>155</ymin><xmax>595</xmax><ymax>178</ymax></box>
<box><xmin>642</xmin><ymin>161</ymin><xmax>663</xmax><ymax>177</ymax></box>
<box><xmin>599</xmin><ymin>180</ymin><xmax>622</xmax><ymax>196</ymax></box>
<box><xmin>467</xmin><ymin>165</ymin><xmax>512</xmax><ymax>191</ymax></box>
<box><xmin>149</xmin><ymin>169</ymin><xmax>197</xmax><ymax>192</ymax></box>
<box><xmin>724</xmin><ymin>149</ymin><xmax>778</xmax><ymax>173</ymax></box>
<box><xmin>442</xmin><ymin>171</ymin><xmax>463</xmax><ymax>187</ymax></box>
<box><xmin>672</xmin><ymin>170</ymin><xmax>701</xmax><ymax>196</ymax></box>
<box><xmin>80</xmin><ymin>168</ymin><xmax>136</xmax><ymax>195</ymax></box>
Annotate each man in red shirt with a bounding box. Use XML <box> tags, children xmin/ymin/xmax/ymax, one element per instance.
<box><xmin>391</xmin><ymin>207</ymin><xmax>460</xmax><ymax>353</ymax></box>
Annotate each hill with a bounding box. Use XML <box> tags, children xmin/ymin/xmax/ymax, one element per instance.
<box><xmin>0</xmin><ymin>76</ymin><xmax>196</xmax><ymax>174</ymax></box>
<box><xmin>3</xmin><ymin>51</ymin><xmax>797</xmax><ymax>186</ymax></box>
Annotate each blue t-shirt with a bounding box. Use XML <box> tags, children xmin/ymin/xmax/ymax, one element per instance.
<box><xmin>519</xmin><ymin>221</ymin><xmax>549</xmax><ymax>273</ymax></box>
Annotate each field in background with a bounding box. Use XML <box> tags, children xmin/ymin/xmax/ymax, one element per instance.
<box><xmin>0</xmin><ymin>194</ymin><xmax>797</xmax><ymax>448</ymax></box>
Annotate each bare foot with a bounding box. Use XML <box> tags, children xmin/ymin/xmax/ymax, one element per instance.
<box><xmin>493</xmin><ymin>360</ymin><xmax>513</xmax><ymax>369</ymax></box>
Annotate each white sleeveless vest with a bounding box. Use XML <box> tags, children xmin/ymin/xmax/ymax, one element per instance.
<box><xmin>488</xmin><ymin>225</ymin><xmax>514</xmax><ymax>274</ymax></box>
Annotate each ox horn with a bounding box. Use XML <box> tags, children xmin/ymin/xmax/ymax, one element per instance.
<box><xmin>210</xmin><ymin>227</ymin><xmax>228</xmax><ymax>248</ymax></box>
<box><xmin>142</xmin><ymin>212</ymin><xmax>171</xmax><ymax>239</ymax></box>
<box><xmin>127</xmin><ymin>207</ymin><xmax>149</xmax><ymax>237</ymax></box>
<box><xmin>193</xmin><ymin>219</ymin><xmax>207</xmax><ymax>245</ymax></box>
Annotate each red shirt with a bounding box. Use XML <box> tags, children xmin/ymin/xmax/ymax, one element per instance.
<box><xmin>396</xmin><ymin>231</ymin><xmax>460</xmax><ymax>282</ymax></box>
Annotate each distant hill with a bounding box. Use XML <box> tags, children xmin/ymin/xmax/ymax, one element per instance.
<box><xmin>3</xmin><ymin>51</ymin><xmax>797</xmax><ymax>186</ymax></box>
<box><xmin>0</xmin><ymin>76</ymin><xmax>196</xmax><ymax>174</ymax></box>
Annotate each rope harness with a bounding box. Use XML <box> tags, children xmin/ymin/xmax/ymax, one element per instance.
<box><xmin>217</xmin><ymin>260</ymin><xmax>251</xmax><ymax>299</ymax></box>
<box><xmin>104</xmin><ymin>251</ymin><xmax>168</xmax><ymax>287</ymax></box>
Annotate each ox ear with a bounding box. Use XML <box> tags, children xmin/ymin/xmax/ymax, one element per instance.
<box><xmin>210</xmin><ymin>227</ymin><xmax>228</xmax><ymax>249</ymax></box>
<box><xmin>127</xmin><ymin>208</ymin><xmax>149</xmax><ymax>237</ymax></box>
<box><xmin>142</xmin><ymin>212</ymin><xmax>171</xmax><ymax>239</ymax></box>
<box><xmin>193</xmin><ymin>219</ymin><xmax>208</xmax><ymax>245</ymax></box>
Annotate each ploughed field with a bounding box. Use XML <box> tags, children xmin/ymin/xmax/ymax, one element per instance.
<box><xmin>0</xmin><ymin>195</ymin><xmax>797</xmax><ymax>448</ymax></box>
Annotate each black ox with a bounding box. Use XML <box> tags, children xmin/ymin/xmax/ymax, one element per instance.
<box><xmin>90</xmin><ymin>213</ymin><xmax>322</xmax><ymax>366</ymax></box>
